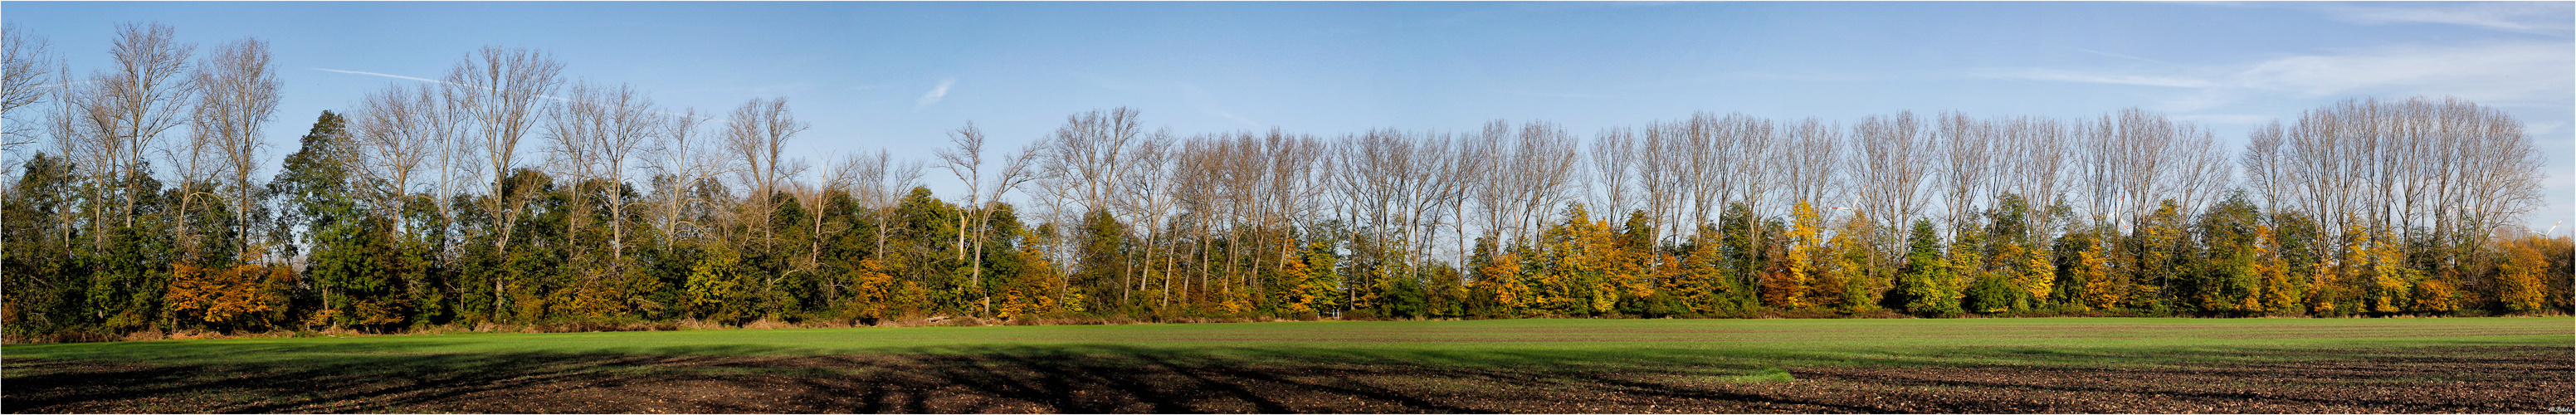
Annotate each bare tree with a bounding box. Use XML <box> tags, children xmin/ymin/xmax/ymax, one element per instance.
<box><xmin>539</xmin><ymin>84</ymin><xmax>603</xmax><ymax>232</ymax></box>
<box><xmin>1588</xmin><ymin>126</ymin><xmax>1637</xmax><ymax>220</ymax></box>
<box><xmin>1937</xmin><ymin>111</ymin><xmax>1993</xmax><ymax>236</ymax></box>
<box><xmin>936</xmin><ymin>121</ymin><xmax>1045</xmax><ymax>313</ymax></box>
<box><xmin>979</xmin><ymin>142</ymin><xmax>1040</xmax><ymax>300</ymax></box>
<box><xmin>442</xmin><ymin>46</ymin><xmax>563</xmax><ymax>320</ymax></box>
<box><xmin>880</xmin><ymin>149</ymin><xmax>926</xmax><ymax>256</ymax></box>
<box><xmin>52</xmin><ymin>61</ymin><xmax>109</xmax><ymax>243</ymax></box>
<box><xmin>2</xmin><ymin>25</ymin><xmax>55</xmax><ymax>153</ymax></box>
<box><xmin>1110</xmin><ymin>129</ymin><xmax>1176</xmax><ymax>306</ymax></box>
<box><xmin>544</xmin><ymin>82</ymin><xmax>659</xmax><ymax>266</ymax></box>
<box><xmin>2240</xmin><ymin>120</ymin><xmax>2287</xmax><ymax>214</ymax></box>
<box><xmin>1412</xmin><ymin>132</ymin><xmax>1470</xmax><ymax>270</ymax></box>
<box><xmin>1851</xmin><ymin>111</ymin><xmax>1934</xmax><ymax>242</ymax></box>
<box><xmin>1725</xmin><ymin>114</ymin><xmax>1779</xmax><ymax>220</ymax></box>
<box><xmin>791</xmin><ymin>154</ymin><xmax>860</xmax><ymax>306</ymax></box>
<box><xmin>93</xmin><ymin>22</ymin><xmax>197</xmax><ymax>233</ymax></box>
<box><xmin>2111</xmin><ymin>109</ymin><xmax>2178</xmax><ymax>224</ymax></box>
<box><xmin>353</xmin><ymin>84</ymin><xmax>437</xmax><ymax>215</ymax></box>
<box><xmin>2278</xmin><ymin>97</ymin><xmax>2544</xmax><ymax>258</ymax></box>
<box><xmin>1042</xmin><ymin>107</ymin><xmax>1146</xmax><ymax>217</ymax></box>
<box><xmin>936</xmin><ymin>122</ymin><xmax>991</xmax><ymax>286</ymax></box>
<box><xmin>1260</xmin><ymin>129</ymin><xmax>1327</xmax><ymax>280</ymax></box>
<box><xmin>1463</xmin><ymin>121</ymin><xmax>1510</xmax><ymax>245</ymax></box>
<box><xmin>165</xmin><ymin>42</ymin><xmax>261</xmax><ymax>259</ymax></box>
<box><xmin>644</xmin><ymin>108</ymin><xmax>720</xmax><ymax>246</ymax></box>
<box><xmin>2002</xmin><ymin>116</ymin><xmax>2070</xmax><ymax>217</ymax></box>
<box><xmin>1680</xmin><ymin>114</ymin><xmax>1726</xmax><ymax>232</ymax></box>
<box><xmin>1775</xmin><ymin>117</ymin><xmax>1842</xmax><ymax>212</ymax></box>
<box><xmin>185</xmin><ymin>37</ymin><xmax>278</xmax><ymax>259</ymax></box>
<box><xmin>2072</xmin><ymin>115</ymin><xmax>2119</xmax><ymax>227</ymax></box>
<box><xmin>2169</xmin><ymin>124</ymin><xmax>2231</xmax><ymax>217</ymax></box>
<box><xmin>1222</xmin><ymin>132</ymin><xmax>1270</xmax><ymax>295</ymax></box>
<box><xmin>446</xmin><ymin>46</ymin><xmax>563</xmax><ymax>310</ymax></box>
<box><xmin>2436</xmin><ymin>97</ymin><xmax>2540</xmax><ymax>229</ymax></box>
<box><xmin>1334</xmin><ymin>129</ymin><xmax>1419</xmax><ymax>268</ymax></box>
<box><xmin>1328</xmin><ymin>128</ymin><xmax>1464</xmax><ymax>290</ymax></box>
<box><xmin>1462</xmin><ymin>120</ymin><xmax>1577</xmax><ymax>244</ymax></box>
<box><xmin>2070</xmin><ymin>109</ymin><xmax>2178</xmax><ymax>228</ymax></box>
<box><xmin>1635</xmin><ymin>119</ymin><xmax>1686</xmax><ymax>246</ymax></box>
<box><xmin>1514</xmin><ymin>121</ymin><xmax>1581</xmax><ymax>242</ymax></box>
<box><xmin>724</xmin><ymin>97</ymin><xmax>808</xmax><ymax>252</ymax></box>
<box><xmin>1034</xmin><ymin>108</ymin><xmax>1168</xmax><ymax>303</ymax></box>
<box><xmin>2284</xmin><ymin>102</ymin><xmax>2360</xmax><ymax>240</ymax></box>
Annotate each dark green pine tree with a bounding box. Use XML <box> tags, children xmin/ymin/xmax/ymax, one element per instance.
<box><xmin>1076</xmin><ymin>208</ymin><xmax>1127</xmax><ymax>315</ymax></box>
<box><xmin>270</xmin><ymin>110</ymin><xmax>402</xmax><ymax>327</ymax></box>
<box><xmin>3</xmin><ymin>154</ymin><xmax>96</xmax><ymax>338</ymax></box>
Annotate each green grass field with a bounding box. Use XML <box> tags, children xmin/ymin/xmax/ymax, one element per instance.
<box><xmin>7</xmin><ymin>317</ymin><xmax>2570</xmax><ymax>413</ymax></box>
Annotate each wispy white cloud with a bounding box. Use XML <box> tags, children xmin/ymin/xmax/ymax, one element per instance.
<box><xmin>1993</xmin><ymin>69</ymin><xmax>2214</xmax><ymax>89</ymax></box>
<box><xmin>2310</xmin><ymin>2</ymin><xmax>2575</xmax><ymax>35</ymax></box>
<box><xmin>1210</xmin><ymin>110</ymin><xmax>1260</xmax><ymax>128</ymax></box>
<box><xmin>1176</xmin><ymin>82</ymin><xmax>1261</xmax><ymax>128</ymax></box>
<box><xmin>1664</xmin><ymin>71</ymin><xmax>1886</xmax><ymax>85</ymax></box>
<box><xmin>912</xmin><ymin>78</ymin><xmax>954</xmax><ymax>111</ymax></box>
<box><xmin>2070</xmin><ymin>47</ymin><xmax>2172</xmax><ymax>66</ymax></box>
<box><xmin>1497</xmin><ymin>90</ymin><xmax>1609</xmax><ymax>99</ymax></box>
<box><xmin>1991</xmin><ymin>41</ymin><xmax>2574</xmax><ymax>111</ymax></box>
<box><xmin>2172</xmin><ymin>114</ymin><xmax>2274</xmax><ymax>125</ymax></box>
<box><xmin>2234</xmin><ymin>42</ymin><xmax>2570</xmax><ymax>102</ymax></box>
<box><xmin>1082</xmin><ymin>74</ymin><xmax>1265</xmax><ymax>128</ymax></box>
<box><xmin>2526</xmin><ymin>120</ymin><xmax>2565</xmax><ymax>136</ymax></box>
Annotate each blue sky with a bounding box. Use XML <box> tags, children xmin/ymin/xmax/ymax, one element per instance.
<box><xmin>7</xmin><ymin>1</ymin><xmax>2572</xmax><ymax>228</ymax></box>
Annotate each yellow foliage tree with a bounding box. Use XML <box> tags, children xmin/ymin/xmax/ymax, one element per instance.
<box><xmin>2128</xmin><ymin>211</ymin><xmax>2181</xmax><ymax>310</ymax></box>
<box><xmin>841</xmin><ymin>258</ymin><xmax>901</xmax><ymax>320</ymax></box>
<box><xmin>2001</xmin><ymin>242</ymin><xmax>2052</xmax><ymax>307</ymax></box>
<box><xmin>1814</xmin><ymin>212</ymin><xmax>1877</xmax><ymax>312</ymax></box>
<box><xmin>1279</xmin><ymin>242</ymin><xmax>1342</xmax><ymax>315</ymax></box>
<box><xmin>1608</xmin><ymin>222</ymin><xmax>1654</xmax><ymax>305</ymax></box>
<box><xmin>2357</xmin><ymin>225</ymin><xmax>2418</xmax><ymax>314</ymax></box>
<box><xmin>1948</xmin><ymin>227</ymin><xmax>1988</xmax><ymax>307</ymax></box>
<box><xmin>555</xmin><ymin>265</ymin><xmax>635</xmax><ymax>320</ymax></box>
<box><xmin>2251</xmin><ymin>224</ymin><xmax>2303</xmax><ymax>313</ymax></box>
<box><xmin>163</xmin><ymin>256</ymin><xmax>282</xmax><ymax>328</ymax></box>
<box><xmin>1668</xmin><ymin>232</ymin><xmax>1734</xmax><ymax>315</ymax></box>
<box><xmin>2076</xmin><ymin>240</ymin><xmax>2121</xmax><ymax>310</ymax></box>
<box><xmin>995</xmin><ymin>243</ymin><xmax>1064</xmax><ymax>320</ymax></box>
<box><xmin>1518</xmin><ymin>206</ymin><xmax>1633</xmax><ymax>315</ymax></box>
<box><xmin>1479</xmin><ymin>247</ymin><xmax>1531</xmax><ymax>315</ymax></box>
<box><xmin>1765</xmin><ymin>201</ymin><xmax>1825</xmax><ymax>309</ymax></box>
<box><xmin>2410</xmin><ymin>276</ymin><xmax>2456</xmax><ymax>313</ymax></box>
<box><xmin>2495</xmin><ymin>237</ymin><xmax>2552</xmax><ymax>312</ymax></box>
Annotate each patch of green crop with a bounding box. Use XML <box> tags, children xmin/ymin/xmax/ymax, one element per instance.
<box><xmin>6</xmin><ymin>317</ymin><xmax>2565</xmax><ymax>371</ymax></box>
<box><xmin>1718</xmin><ymin>367</ymin><xmax>1795</xmax><ymax>383</ymax></box>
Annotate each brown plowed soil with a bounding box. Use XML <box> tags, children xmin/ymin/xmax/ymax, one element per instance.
<box><xmin>5</xmin><ymin>345</ymin><xmax>2569</xmax><ymax>413</ymax></box>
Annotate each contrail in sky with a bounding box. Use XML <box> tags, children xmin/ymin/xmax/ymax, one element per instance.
<box><xmin>315</xmin><ymin>68</ymin><xmax>451</xmax><ymax>85</ymax></box>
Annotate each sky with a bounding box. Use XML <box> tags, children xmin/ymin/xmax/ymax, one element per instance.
<box><xmin>5</xmin><ymin>1</ymin><xmax>2572</xmax><ymax>230</ymax></box>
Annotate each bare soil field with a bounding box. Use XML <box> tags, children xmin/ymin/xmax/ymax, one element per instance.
<box><xmin>6</xmin><ymin>344</ymin><xmax>2567</xmax><ymax>413</ymax></box>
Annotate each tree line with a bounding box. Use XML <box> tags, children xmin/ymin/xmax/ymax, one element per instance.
<box><xmin>2</xmin><ymin>23</ymin><xmax>2568</xmax><ymax>339</ymax></box>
